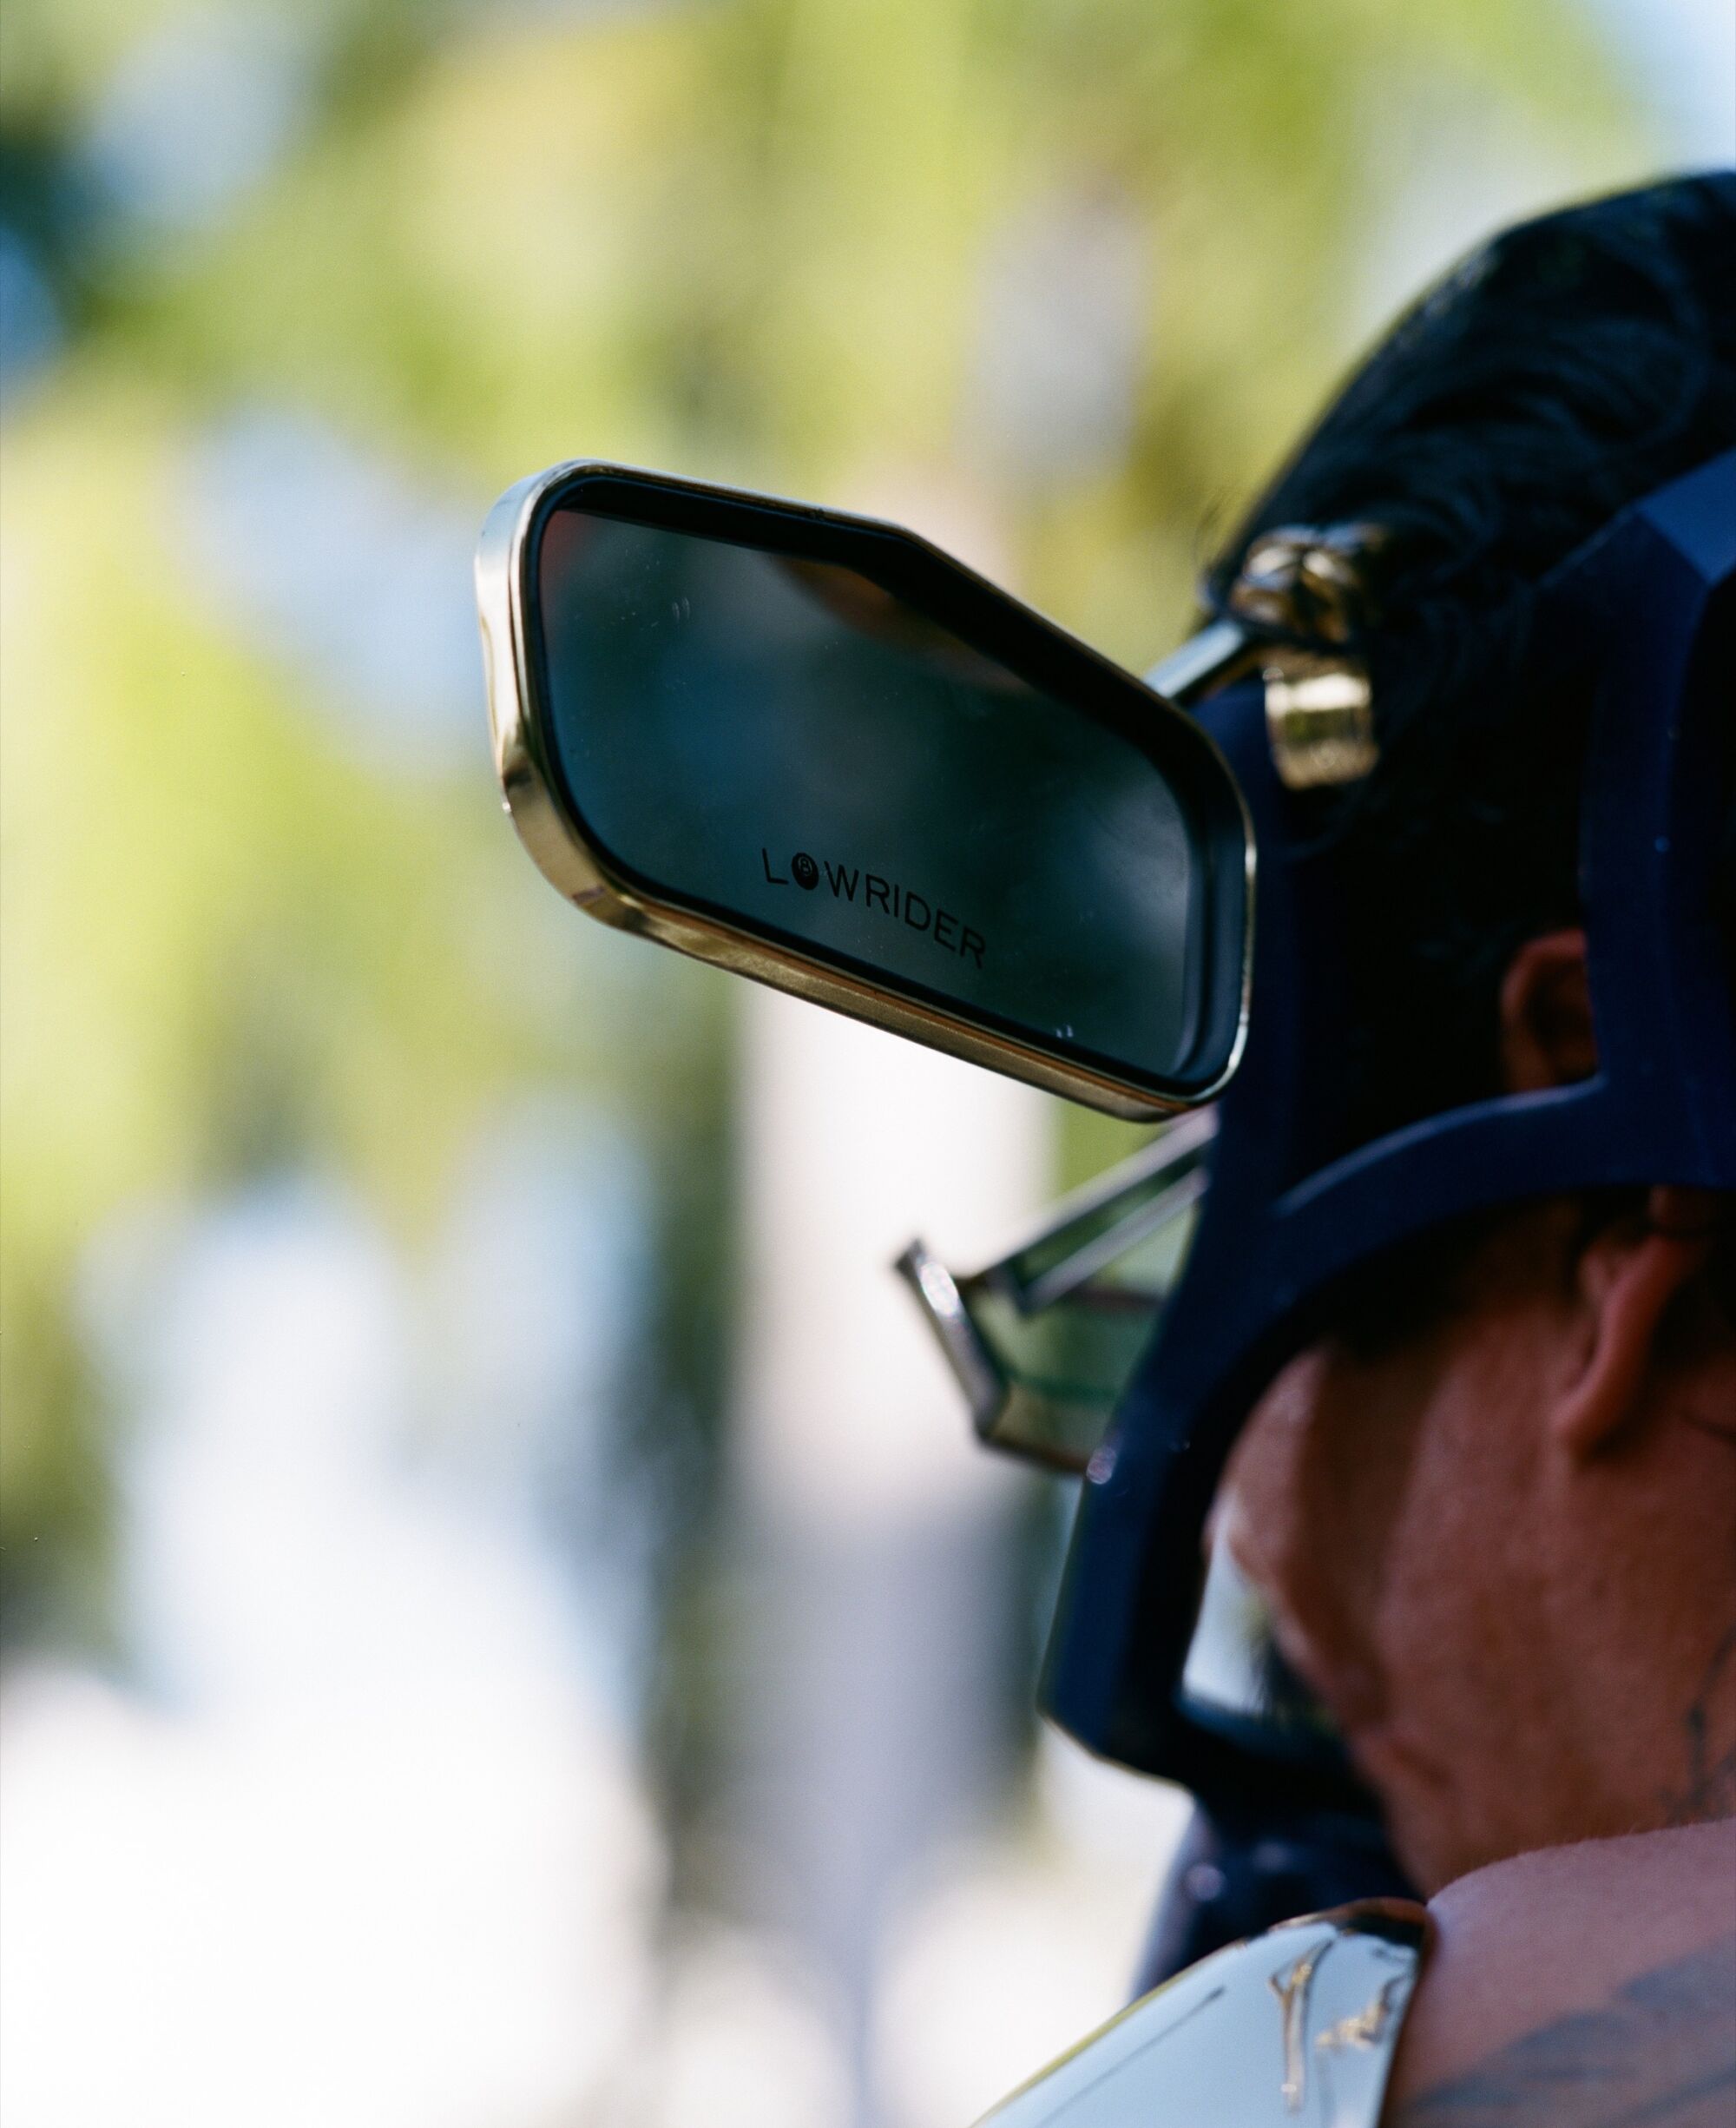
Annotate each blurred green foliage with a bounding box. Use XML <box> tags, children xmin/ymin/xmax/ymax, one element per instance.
<box><xmin>1</xmin><ymin>0</ymin><xmax>1653</xmax><ymax>1638</ymax></box>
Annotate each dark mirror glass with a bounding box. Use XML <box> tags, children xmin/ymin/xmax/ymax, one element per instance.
<box><xmin>529</xmin><ymin>491</ymin><xmax>1240</xmax><ymax>1094</ymax></box>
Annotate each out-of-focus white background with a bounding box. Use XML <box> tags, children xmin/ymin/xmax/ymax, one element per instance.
<box><xmin>2</xmin><ymin>4</ymin><xmax>1728</xmax><ymax>2122</ymax></box>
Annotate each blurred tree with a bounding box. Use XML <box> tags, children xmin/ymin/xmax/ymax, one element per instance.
<box><xmin>1</xmin><ymin>0</ymin><xmax>1649</xmax><ymax>1664</ymax></box>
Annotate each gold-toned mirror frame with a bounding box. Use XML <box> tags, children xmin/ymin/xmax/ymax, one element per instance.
<box><xmin>476</xmin><ymin>461</ymin><xmax>1253</xmax><ymax>1121</ymax></box>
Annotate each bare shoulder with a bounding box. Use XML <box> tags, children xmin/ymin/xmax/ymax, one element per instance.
<box><xmin>1384</xmin><ymin>1822</ymin><xmax>1736</xmax><ymax>2126</ymax></box>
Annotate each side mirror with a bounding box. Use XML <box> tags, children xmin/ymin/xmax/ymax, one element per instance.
<box><xmin>476</xmin><ymin>464</ymin><xmax>1253</xmax><ymax>1117</ymax></box>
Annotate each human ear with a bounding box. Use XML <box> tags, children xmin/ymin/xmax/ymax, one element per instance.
<box><xmin>1499</xmin><ymin>930</ymin><xmax>1598</xmax><ymax>1093</ymax></box>
<box><xmin>1551</xmin><ymin>1189</ymin><xmax>1716</xmax><ymax>1458</ymax></box>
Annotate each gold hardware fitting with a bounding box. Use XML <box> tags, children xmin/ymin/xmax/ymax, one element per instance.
<box><xmin>1228</xmin><ymin>521</ymin><xmax>1388</xmax><ymax>644</ymax></box>
<box><xmin>1263</xmin><ymin>649</ymin><xmax>1378</xmax><ymax>789</ymax></box>
<box><xmin>1225</xmin><ymin>523</ymin><xmax>1387</xmax><ymax>790</ymax></box>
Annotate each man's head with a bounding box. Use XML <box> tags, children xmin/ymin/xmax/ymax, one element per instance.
<box><xmin>1038</xmin><ymin>177</ymin><xmax>1735</xmax><ymax>1860</ymax></box>
<box><xmin>1193</xmin><ymin>175</ymin><xmax>1736</xmax><ymax>1889</ymax></box>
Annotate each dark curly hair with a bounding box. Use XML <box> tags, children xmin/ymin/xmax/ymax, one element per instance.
<box><xmin>1204</xmin><ymin>172</ymin><xmax>1736</xmax><ymax>1154</ymax></box>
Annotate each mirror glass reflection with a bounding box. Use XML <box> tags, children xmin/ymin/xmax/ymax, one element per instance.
<box><xmin>535</xmin><ymin>508</ymin><xmax>1204</xmax><ymax>1082</ymax></box>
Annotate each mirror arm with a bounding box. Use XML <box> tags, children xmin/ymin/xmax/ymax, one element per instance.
<box><xmin>1145</xmin><ymin>617</ymin><xmax>1259</xmax><ymax>707</ymax></box>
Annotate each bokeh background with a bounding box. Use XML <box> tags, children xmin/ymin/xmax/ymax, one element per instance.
<box><xmin>2</xmin><ymin>3</ymin><xmax>1729</xmax><ymax>2122</ymax></box>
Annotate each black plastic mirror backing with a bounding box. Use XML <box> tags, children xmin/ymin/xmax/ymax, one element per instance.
<box><xmin>477</xmin><ymin>464</ymin><xmax>1253</xmax><ymax>1117</ymax></box>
